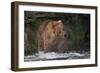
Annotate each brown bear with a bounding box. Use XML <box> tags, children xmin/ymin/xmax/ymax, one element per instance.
<box><xmin>37</xmin><ymin>20</ymin><xmax>67</xmax><ymax>53</ymax></box>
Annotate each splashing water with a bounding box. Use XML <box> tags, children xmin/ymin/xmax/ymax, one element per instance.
<box><xmin>24</xmin><ymin>51</ymin><xmax>90</xmax><ymax>62</ymax></box>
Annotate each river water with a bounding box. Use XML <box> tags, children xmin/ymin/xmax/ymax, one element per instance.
<box><xmin>24</xmin><ymin>51</ymin><xmax>90</xmax><ymax>62</ymax></box>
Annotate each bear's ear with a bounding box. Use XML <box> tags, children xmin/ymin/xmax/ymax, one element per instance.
<box><xmin>58</xmin><ymin>20</ymin><xmax>62</xmax><ymax>23</ymax></box>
